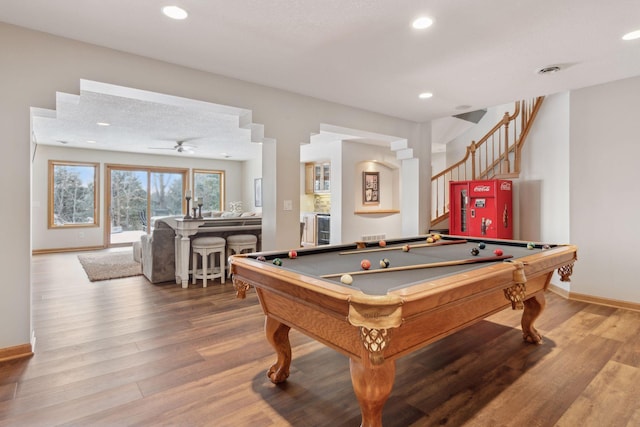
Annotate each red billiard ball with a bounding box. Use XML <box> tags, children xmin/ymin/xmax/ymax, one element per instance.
<box><xmin>379</xmin><ymin>240</ymin><xmax>387</xmax><ymax>247</ymax></box>
<box><xmin>494</xmin><ymin>248</ymin><xmax>503</xmax><ymax>256</ymax></box>
<box><xmin>360</xmin><ymin>259</ymin><xmax>371</xmax><ymax>270</ymax></box>
<box><xmin>288</xmin><ymin>250</ymin><xmax>298</xmax><ymax>259</ymax></box>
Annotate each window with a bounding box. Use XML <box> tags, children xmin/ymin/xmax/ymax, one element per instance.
<box><xmin>106</xmin><ymin>165</ymin><xmax>188</xmax><ymax>245</ymax></box>
<box><xmin>193</xmin><ymin>169</ymin><xmax>225</xmax><ymax>212</ymax></box>
<box><xmin>48</xmin><ymin>161</ymin><xmax>99</xmax><ymax>228</ymax></box>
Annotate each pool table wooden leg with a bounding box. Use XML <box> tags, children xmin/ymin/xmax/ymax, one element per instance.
<box><xmin>349</xmin><ymin>356</ymin><xmax>396</xmax><ymax>427</ymax></box>
<box><xmin>521</xmin><ymin>292</ymin><xmax>546</xmax><ymax>344</ymax></box>
<box><xmin>265</xmin><ymin>316</ymin><xmax>292</xmax><ymax>383</ymax></box>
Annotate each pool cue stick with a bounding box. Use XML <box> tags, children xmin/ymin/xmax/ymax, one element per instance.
<box><xmin>321</xmin><ymin>254</ymin><xmax>513</xmax><ymax>278</ymax></box>
<box><xmin>339</xmin><ymin>239</ymin><xmax>467</xmax><ymax>255</ymax></box>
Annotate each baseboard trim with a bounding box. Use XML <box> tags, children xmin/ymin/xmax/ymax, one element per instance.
<box><xmin>33</xmin><ymin>245</ymin><xmax>105</xmax><ymax>255</ymax></box>
<box><xmin>0</xmin><ymin>343</ymin><xmax>33</xmax><ymax>363</ymax></box>
<box><xmin>548</xmin><ymin>284</ymin><xmax>640</xmax><ymax>312</ymax></box>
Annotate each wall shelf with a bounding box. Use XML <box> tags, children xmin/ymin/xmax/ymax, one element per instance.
<box><xmin>354</xmin><ymin>209</ymin><xmax>400</xmax><ymax>215</ymax></box>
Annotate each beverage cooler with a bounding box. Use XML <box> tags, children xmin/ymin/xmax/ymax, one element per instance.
<box><xmin>449</xmin><ymin>179</ymin><xmax>513</xmax><ymax>239</ymax></box>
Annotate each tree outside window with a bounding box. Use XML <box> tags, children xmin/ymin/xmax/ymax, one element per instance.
<box><xmin>48</xmin><ymin>161</ymin><xmax>99</xmax><ymax>228</ymax></box>
<box><xmin>193</xmin><ymin>169</ymin><xmax>225</xmax><ymax>213</ymax></box>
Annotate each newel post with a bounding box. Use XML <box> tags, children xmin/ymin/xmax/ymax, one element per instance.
<box><xmin>469</xmin><ymin>141</ymin><xmax>477</xmax><ymax>179</ymax></box>
<box><xmin>501</xmin><ymin>112</ymin><xmax>511</xmax><ymax>174</ymax></box>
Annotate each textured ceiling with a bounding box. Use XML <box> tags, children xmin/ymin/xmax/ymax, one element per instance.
<box><xmin>3</xmin><ymin>0</ymin><xmax>640</xmax><ymax>158</ymax></box>
<box><xmin>31</xmin><ymin>81</ymin><xmax>262</xmax><ymax>160</ymax></box>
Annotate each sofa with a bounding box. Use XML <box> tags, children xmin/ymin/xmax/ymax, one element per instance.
<box><xmin>139</xmin><ymin>214</ymin><xmax>263</xmax><ymax>284</ymax></box>
<box><xmin>140</xmin><ymin>219</ymin><xmax>177</xmax><ymax>283</ymax></box>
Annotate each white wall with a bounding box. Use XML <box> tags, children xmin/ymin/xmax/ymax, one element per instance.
<box><xmin>32</xmin><ymin>144</ymin><xmax>252</xmax><ymax>251</ymax></box>
<box><xmin>569</xmin><ymin>76</ymin><xmax>640</xmax><ymax>303</ymax></box>
<box><xmin>517</xmin><ymin>92</ymin><xmax>571</xmax><ymax>290</ymax></box>
<box><xmin>0</xmin><ymin>22</ymin><xmax>423</xmax><ymax>349</ymax></box>
<box><xmin>518</xmin><ymin>92</ymin><xmax>571</xmax><ymax>244</ymax></box>
<box><xmin>340</xmin><ymin>141</ymin><xmax>403</xmax><ymax>242</ymax></box>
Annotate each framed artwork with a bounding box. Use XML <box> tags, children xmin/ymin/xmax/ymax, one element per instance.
<box><xmin>254</xmin><ymin>178</ymin><xmax>263</xmax><ymax>207</ymax></box>
<box><xmin>362</xmin><ymin>171</ymin><xmax>379</xmax><ymax>205</ymax></box>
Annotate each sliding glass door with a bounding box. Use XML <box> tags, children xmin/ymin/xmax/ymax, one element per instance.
<box><xmin>107</xmin><ymin>165</ymin><xmax>187</xmax><ymax>246</ymax></box>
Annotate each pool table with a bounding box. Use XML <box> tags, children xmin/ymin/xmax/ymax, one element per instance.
<box><xmin>229</xmin><ymin>235</ymin><xmax>577</xmax><ymax>427</ymax></box>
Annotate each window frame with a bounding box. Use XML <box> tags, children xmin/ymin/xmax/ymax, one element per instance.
<box><xmin>192</xmin><ymin>169</ymin><xmax>225</xmax><ymax>213</ymax></box>
<box><xmin>48</xmin><ymin>160</ymin><xmax>100</xmax><ymax>229</ymax></box>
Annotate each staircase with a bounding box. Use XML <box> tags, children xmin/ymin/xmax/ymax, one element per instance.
<box><xmin>431</xmin><ymin>96</ymin><xmax>545</xmax><ymax>229</ymax></box>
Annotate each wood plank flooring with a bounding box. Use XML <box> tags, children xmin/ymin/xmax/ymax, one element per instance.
<box><xmin>0</xmin><ymin>250</ymin><xmax>639</xmax><ymax>426</ymax></box>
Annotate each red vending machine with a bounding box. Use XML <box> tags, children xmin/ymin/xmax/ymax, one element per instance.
<box><xmin>449</xmin><ymin>179</ymin><xmax>513</xmax><ymax>239</ymax></box>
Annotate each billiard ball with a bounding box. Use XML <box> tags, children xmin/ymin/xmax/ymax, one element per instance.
<box><xmin>360</xmin><ymin>259</ymin><xmax>371</xmax><ymax>270</ymax></box>
<box><xmin>478</xmin><ymin>242</ymin><xmax>486</xmax><ymax>249</ymax></box>
<box><xmin>273</xmin><ymin>258</ymin><xmax>283</xmax><ymax>266</ymax></box>
<box><xmin>340</xmin><ymin>274</ymin><xmax>353</xmax><ymax>285</ymax></box>
<box><xmin>379</xmin><ymin>240</ymin><xmax>387</xmax><ymax>247</ymax></box>
<box><xmin>433</xmin><ymin>234</ymin><xmax>441</xmax><ymax>241</ymax></box>
<box><xmin>288</xmin><ymin>250</ymin><xmax>298</xmax><ymax>258</ymax></box>
<box><xmin>256</xmin><ymin>256</ymin><xmax>266</xmax><ymax>262</ymax></box>
<box><xmin>470</xmin><ymin>247</ymin><xmax>480</xmax><ymax>256</ymax></box>
<box><xmin>402</xmin><ymin>244</ymin><xmax>411</xmax><ymax>252</ymax></box>
<box><xmin>426</xmin><ymin>236</ymin><xmax>434</xmax><ymax>243</ymax></box>
<box><xmin>379</xmin><ymin>258</ymin><xmax>390</xmax><ymax>268</ymax></box>
<box><xmin>493</xmin><ymin>249</ymin><xmax>503</xmax><ymax>256</ymax></box>
<box><xmin>542</xmin><ymin>244</ymin><xmax>551</xmax><ymax>250</ymax></box>
<box><xmin>527</xmin><ymin>242</ymin><xmax>535</xmax><ymax>250</ymax></box>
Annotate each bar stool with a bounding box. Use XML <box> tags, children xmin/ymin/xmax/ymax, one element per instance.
<box><xmin>226</xmin><ymin>234</ymin><xmax>258</xmax><ymax>276</ymax></box>
<box><xmin>191</xmin><ymin>236</ymin><xmax>226</xmax><ymax>287</ymax></box>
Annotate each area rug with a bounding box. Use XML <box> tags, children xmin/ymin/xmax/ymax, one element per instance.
<box><xmin>78</xmin><ymin>251</ymin><xmax>142</xmax><ymax>282</ymax></box>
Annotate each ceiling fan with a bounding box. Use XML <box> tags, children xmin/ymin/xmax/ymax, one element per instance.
<box><xmin>148</xmin><ymin>139</ymin><xmax>197</xmax><ymax>153</ymax></box>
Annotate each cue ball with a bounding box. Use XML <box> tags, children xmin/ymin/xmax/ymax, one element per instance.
<box><xmin>288</xmin><ymin>250</ymin><xmax>298</xmax><ymax>258</ymax></box>
<box><xmin>402</xmin><ymin>244</ymin><xmax>411</xmax><ymax>252</ymax></box>
<box><xmin>273</xmin><ymin>258</ymin><xmax>283</xmax><ymax>266</ymax></box>
<box><xmin>360</xmin><ymin>259</ymin><xmax>371</xmax><ymax>270</ymax></box>
<box><xmin>379</xmin><ymin>258</ymin><xmax>390</xmax><ymax>268</ymax></box>
<box><xmin>493</xmin><ymin>249</ymin><xmax>503</xmax><ymax>256</ymax></box>
<box><xmin>340</xmin><ymin>274</ymin><xmax>353</xmax><ymax>285</ymax></box>
<box><xmin>527</xmin><ymin>242</ymin><xmax>535</xmax><ymax>250</ymax></box>
<box><xmin>379</xmin><ymin>240</ymin><xmax>387</xmax><ymax>247</ymax></box>
<box><xmin>478</xmin><ymin>242</ymin><xmax>486</xmax><ymax>249</ymax></box>
<box><xmin>470</xmin><ymin>247</ymin><xmax>480</xmax><ymax>256</ymax></box>
<box><xmin>256</xmin><ymin>256</ymin><xmax>266</xmax><ymax>262</ymax></box>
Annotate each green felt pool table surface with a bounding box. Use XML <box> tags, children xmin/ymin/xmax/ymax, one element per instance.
<box><xmin>244</xmin><ymin>235</ymin><xmax>557</xmax><ymax>295</ymax></box>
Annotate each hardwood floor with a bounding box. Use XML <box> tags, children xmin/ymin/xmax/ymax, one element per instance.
<box><xmin>1</xmin><ymin>250</ymin><xmax>639</xmax><ymax>426</ymax></box>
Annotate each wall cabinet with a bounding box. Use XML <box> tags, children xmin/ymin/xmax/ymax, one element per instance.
<box><xmin>304</xmin><ymin>163</ymin><xmax>315</xmax><ymax>194</ymax></box>
<box><xmin>305</xmin><ymin>162</ymin><xmax>330</xmax><ymax>194</ymax></box>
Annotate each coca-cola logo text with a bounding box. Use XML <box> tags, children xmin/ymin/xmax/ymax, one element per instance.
<box><xmin>473</xmin><ymin>185</ymin><xmax>491</xmax><ymax>192</ymax></box>
<box><xmin>500</xmin><ymin>182</ymin><xmax>511</xmax><ymax>191</ymax></box>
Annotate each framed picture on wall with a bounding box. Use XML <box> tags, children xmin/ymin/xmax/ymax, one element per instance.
<box><xmin>362</xmin><ymin>171</ymin><xmax>379</xmax><ymax>205</ymax></box>
<box><xmin>254</xmin><ymin>178</ymin><xmax>263</xmax><ymax>207</ymax></box>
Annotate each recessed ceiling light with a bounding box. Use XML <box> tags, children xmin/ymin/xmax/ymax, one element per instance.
<box><xmin>418</xmin><ymin>92</ymin><xmax>433</xmax><ymax>99</ymax></box>
<box><xmin>162</xmin><ymin>5</ymin><xmax>188</xmax><ymax>20</ymax></box>
<box><xmin>96</xmin><ymin>122</ymin><xmax>110</xmax><ymax>126</ymax></box>
<box><xmin>412</xmin><ymin>17</ymin><xmax>434</xmax><ymax>30</ymax></box>
<box><xmin>622</xmin><ymin>29</ymin><xmax>640</xmax><ymax>41</ymax></box>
